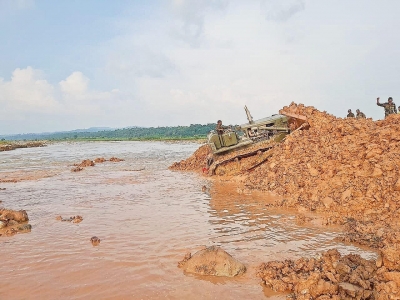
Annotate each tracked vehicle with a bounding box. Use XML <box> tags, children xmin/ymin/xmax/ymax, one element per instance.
<box><xmin>207</xmin><ymin>106</ymin><xmax>306</xmax><ymax>155</ymax></box>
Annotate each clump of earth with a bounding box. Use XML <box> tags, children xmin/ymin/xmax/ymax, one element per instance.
<box><xmin>56</xmin><ymin>215</ymin><xmax>83</xmax><ymax>223</ymax></box>
<box><xmin>71</xmin><ymin>157</ymin><xmax>125</xmax><ymax>171</ymax></box>
<box><xmin>0</xmin><ymin>208</ymin><xmax>31</xmax><ymax>237</ymax></box>
<box><xmin>178</xmin><ymin>246</ymin><xmax>246</xmax><ymax>277</ymax></box>
<box><xmin>257</xmin><ymin>247</ymin><xmax>400</xmax><ymax>299</ymax></box>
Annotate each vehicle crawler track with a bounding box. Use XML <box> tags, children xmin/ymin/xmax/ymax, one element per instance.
<box><xmin>210</xmin><ymin>145</ymin><xmax>276</xmax><ymax>175</ymax></box>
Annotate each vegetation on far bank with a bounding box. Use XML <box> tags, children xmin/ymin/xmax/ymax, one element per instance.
<box><xmin>1</xmin><ymin>123</ymin><xmax>216</xmax><ymax>142</ymax></box>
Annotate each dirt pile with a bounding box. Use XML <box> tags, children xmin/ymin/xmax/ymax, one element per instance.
<box><xmin>178</xmin><ymin>246</ymin><xmax>246</xmax><ymax>277</ymax></box>
<box><xmin>71</xmin><ymin>159</ymin><xmax>95</xmax><ymax>172</ymax></box>
<box><xmin>0</xmin><ymin>208</ymin><xmax>31</xmax><ymax>237</ymax></box>
<box><xmin>257</xmin><ymin>248</ymin><xmax>400</xmax><ymax>299</ymax></box>
<box><xmin>239</xmin><ymin>103</ymin><xmax>400</xmax><ymax>248</ymax></box>
<box><xmin>169</xmin><ymin>144</ymin><xmax>212</xmax><ymax>171</ymax></box>
<box><xmin>78</xmin><ymin>159</ymin><xmax>95</xmax><ymax>167</ymax></box>
<box><xmin>172</xmin><ymin>102</ymin><xmax>400</xmax><ymax>297</ymax></box>
<box><xmin>171</xmin><ymin>104</ymin><xmax>400</xmax><ymax>247</ymax></box>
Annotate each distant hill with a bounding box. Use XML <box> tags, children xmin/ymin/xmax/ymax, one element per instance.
<box><xmin>0</xmin><ymin>124</ymin><xmax>216</xmax><ymax>141</ymax></box>
<box><xmin>0</xmin><ymin>127</ymin><xmax>114</xmax><ymax>141</ymax></box>
<box><xmin>69</xmin><ymin>127</ymin><xmax>114</xmax><ymax>133</ymax></box>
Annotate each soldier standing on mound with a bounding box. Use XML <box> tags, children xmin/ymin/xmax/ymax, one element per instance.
<box><xmin>347</xmin><ymin>109</ymin><xmax>355</xmax><ymax>118</ymax></box>
<box><xmin>356</xmin><ymin>109</ymin><xmax>366</xmax><ymax>118</ymax></box>
<box><xmin>377</xmin><ymin>97</ymin><xmax>397</xmax><ymax>118</ymax></box>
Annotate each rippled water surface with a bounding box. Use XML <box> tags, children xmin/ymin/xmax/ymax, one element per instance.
<box><xmin>0</xmin><ymin>141</ymin><xmax>376</xmax><ymax>299</ymax></box>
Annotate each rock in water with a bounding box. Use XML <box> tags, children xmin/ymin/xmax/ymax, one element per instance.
<box><xmin>90</xmin><ymin>236</ymin><xmax>100</xmax><ymax>246</ymax></box>
<box><xmin>178</xmin><ymin>246</ymin><xmax>246</xmax><ymax>277</ymax></box>
<box><xmin>0</xmin><ymin>209</ymin><xmax>29</xmax><ymax>222</ymax></box>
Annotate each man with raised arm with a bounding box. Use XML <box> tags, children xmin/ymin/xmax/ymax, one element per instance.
<box><xmin>377</xmin><ymin>97</ymin><xmax>397</xmax><ymax>118</ymax></box>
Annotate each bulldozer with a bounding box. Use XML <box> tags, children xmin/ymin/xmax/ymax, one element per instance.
<box><xmin>207</xmin><ymin>106</ymin><xmax>307</xmax><ymax>155</ymax></box>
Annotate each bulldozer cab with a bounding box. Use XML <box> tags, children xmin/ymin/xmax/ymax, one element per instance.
<box><xmin>239</xmin><ymin>114</ymin><xmax>289</xmax><ymax>140</ymax></box>
<box><xmin>207</xmin><ymin>106</ymin><xmax>307</xmax><ymax>155</ymax></box>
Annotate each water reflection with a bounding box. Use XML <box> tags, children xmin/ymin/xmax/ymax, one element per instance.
<box><xmin>207</xmin><ymin>180</ymin><xmax>377</xmax><ymax>262</ymax></box>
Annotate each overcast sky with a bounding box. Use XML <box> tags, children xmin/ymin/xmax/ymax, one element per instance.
<box><xmin>1</xmin><ymin>0</ymin><xmax>399</xmax><ymax>134</ymax></box>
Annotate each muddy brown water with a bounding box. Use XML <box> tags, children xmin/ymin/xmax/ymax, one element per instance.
<box><xmin>0</xmin><ymin>141</ymin><xmax>376</xmax><ymax>299</ymax></box>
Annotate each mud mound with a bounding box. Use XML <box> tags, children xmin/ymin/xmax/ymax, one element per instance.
<box><xmin>174</xmin><ymin>102</ymin><xmax>400</xmax><ymax>248</ymax></box>
<box><xmin>169</xmin><ymin>144</ymin><xmax>212</xmax><ymax>171</ymax></box>
<box><xmin>0</xmin><ymin>208</ymin><xmax>31</xmax><ymax>237</ymax></box>
<box><xmin>0</xmin><ymin>209</ymin><xmax>29</xmax><ymax>222</ymax></box>
<box><xmin>178</xmin><ymin>246</ymin><xmax>246</xmax><ymax>277</ymax></box>
<box><xmin>238</xmin><ymin>103</ymin><xmax>400</xmax><ymax>245</ymax></box>
<box><xmin>78</xmin><ymin>159</ymin><xmax>95</xmax><ymax>167</ymax></box>
<box><xmin>257</xmin><ymin>248</ymin><xmax>400</xmax><ymax>299</ymax></box>
<box><xmin>109</xmin><ymin>157</ymin><xmax>124</xmax><ymax>162</ymax></box>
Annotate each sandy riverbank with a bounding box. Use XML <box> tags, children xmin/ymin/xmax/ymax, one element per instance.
<box><xmin>0</xmin><ymin>141</ymin><xmax>46</xmax><ymax>152</ymax></box>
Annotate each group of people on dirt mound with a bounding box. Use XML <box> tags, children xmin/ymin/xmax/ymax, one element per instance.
<box><xmin>347</xmin><ymin>96</ymin><xmax>398</xmax><ymax>119</ymax></box>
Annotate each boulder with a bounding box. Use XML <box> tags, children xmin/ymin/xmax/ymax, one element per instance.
<box><xmin>178</xmin><ymin>246</ymin><xmax>246</xmax><ymax>277</ymax></box>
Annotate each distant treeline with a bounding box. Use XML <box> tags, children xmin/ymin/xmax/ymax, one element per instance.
<box><xmin>1</xmin><ymin>124</ymin><xmax>217</xmax><ymax>141</ymax></box>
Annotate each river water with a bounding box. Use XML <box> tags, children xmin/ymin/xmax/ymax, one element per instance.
<box><xmin>0</xmin><ymin>141</ymin><xmax>376</xmax><ymax>300</ymax></box>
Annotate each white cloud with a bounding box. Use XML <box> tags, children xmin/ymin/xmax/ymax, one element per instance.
<box><xmin>59</xmin><ymin>72</ymin><xmax>89</xmax><ymax>96</ymax></box>
<box><xmin>0</xmin><ymin>67</ymin><xmax>57</xmax><ymax>115</ymax></box>
<box><xmin>0</xmin><ymin>67</ymin><xmax>123</xmax><ymax>126</ymax></box>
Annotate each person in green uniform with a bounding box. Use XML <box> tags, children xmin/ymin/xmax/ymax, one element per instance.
<box><xmin>356</xmin><ymin>109</ymin><xmax>366</xmax><ymax>118</ymax></box>
<box><xmin>377</xmin><ymin>97</ymin><xmax>397</xmax><ymax>118</ymax></box>
<box><xmin>216</xmin><ymin>120</ymin><xmax>228</xmax><ymax>135</ymax></box>
<box><xmin>347</xmin><ymin>109</ymin><xmax>355</xmax><ymax>118</ymax></box>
